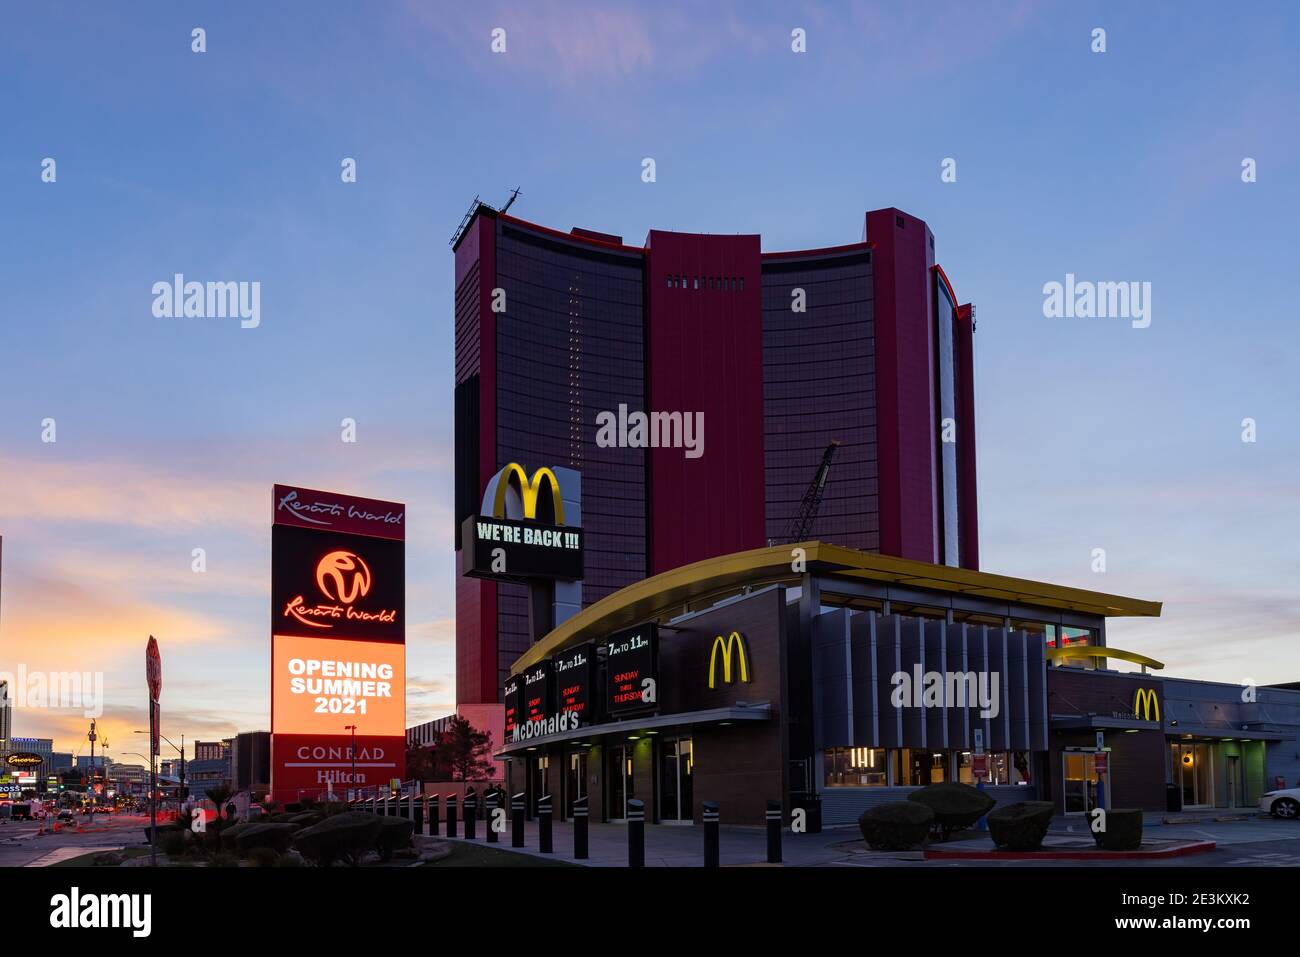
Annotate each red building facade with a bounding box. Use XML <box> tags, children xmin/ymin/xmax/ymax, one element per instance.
<box><xmin>452</xmin><ymin>205</ymin><xmax>977</xmax><ymax>704</ymax></box>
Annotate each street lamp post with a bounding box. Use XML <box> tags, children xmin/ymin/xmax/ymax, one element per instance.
<box><xmin>344</xmin><ymin>725</ymin><xmax>357</xmax><ymax>801</ymax></box>
<box><xmin>135</xmin><ymin>730</ymin><xmax>185</xmax><ymax>813</ymax></box>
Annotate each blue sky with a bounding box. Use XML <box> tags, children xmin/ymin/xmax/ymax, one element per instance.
<box><xmin>1</xmin><ymin>1</ymin><xmax>1297</xmax><ymax>756</ymax></box>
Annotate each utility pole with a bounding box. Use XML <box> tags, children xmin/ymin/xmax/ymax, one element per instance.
<box><xmin>87</xmin><ymin>719</ymin><xmax>97</xmax><ymax>809</ymax></box>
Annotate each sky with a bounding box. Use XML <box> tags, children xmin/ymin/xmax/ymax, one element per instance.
<box><xmin>1</xmin><ymin>1</ymin><xmax>1297</xmax><ymax>760</ymax></box>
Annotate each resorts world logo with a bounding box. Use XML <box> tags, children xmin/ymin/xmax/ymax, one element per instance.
<box><xmin>708</xmin><ymin>631</ymin><xmax>750</xmax><ymax>689</ymax></box>
<box><xmin>283</xmin><ymin>550</ymin><xmax>397</xmax><ymax>630</ymax></box>
<box><xmin>276</xmin><ymin>488</ymin><xmax>405</xmax><ymax>531</ymax></box>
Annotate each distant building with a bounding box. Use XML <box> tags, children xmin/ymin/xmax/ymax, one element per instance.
<box><xmin>230</xmin><ymin>731</ymin><xmax>271</xmax><ymax>794</ymax></box>
<box><xmin>194</xmin><ymin>739</ymin><xmax>231</xmax><ymax>762</ymax></box>
<box><xmin>8</xmin><ymin>737</ymin><xmax>56</xmax><ymax>779</ymax></box>
<box><xmin>111</xmin><ymin>764</ymin><xmax>147</xmax><ymax>790</ymax></box>
<box><xmin>185</xmin><ymin>758</ymin><xmax>231</xmax><ymax>800</ymax></box>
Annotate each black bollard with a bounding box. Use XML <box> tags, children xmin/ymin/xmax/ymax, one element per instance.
<box><xmin>414</xmin><ymin>793</ymin><xmax>424</xmax><ymax>833</ymax></box>
<box><xmin>766</xmin><ymin>799</ymin><xmax>782</xmax><ymax>864</ymax></box>
<box><xmin>445</xmin><ymin>794</ymin><xmax>458</xmax><ymax>838</ymax></box>
<box><xmin>428</xmin><ymin>794</ymin><xmax>440</xmax><ymax>836</ymax></box>
<box><xmin>464</xmin><ymin>790</ymin><xmax>477</xmax><ymax>840</ymax></box>
<box><xmin>511</xmin><ymin>792</ymin><xmax>525</xmax><ymax>848</ymax></box>
<box><xmin>573</xmin><ymin>797</ymin><xmax>589</xmax><ymax>860</ymax></box>
<box><xmin>627</xmin><ymin>798</ymin><xmax>645</xmax><ymax>868</ymax></box>
<box><xmin>538</xmin><ymin>794</ymin><xmax>553</xmax><ymax>853</ymax></box>
<box><xmin>702</xmin><ymin>801</ymin><xmax>720</xmax><ymax>868</ymax></box>
<box><xmin>486</xmin><ymin>791</ymin><xmax>499</xmax><ymax>844</ymax></box>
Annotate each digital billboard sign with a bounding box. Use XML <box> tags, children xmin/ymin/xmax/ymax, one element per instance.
<box><xmin>554</xmin><ymin>643</ymin><xmax>595</xmax><ymax>722</ymax></box>
<box><xmin>523</xmin><ymin>659</ymin><xmax>554</xmax><ymax>726</ymax></box>
<box><xmin>272</xmin><ymin>634</ymin><xmax>405</xmax><ymax>737</ymax></box>
<box><xmin>272</xmin><ymin>525</ymin><xmax>404</xmax><ymax>643</ymax></box>
<box><xmin>271</xmin><ymin>486</ymin><xmax>406</xmax><ymax>799</ymax></box>
<box><xmin>605</xmin><ymin>622</ymin><xmax>658</xmax><ymax>715</ymax></box>
<box><xmin>503</xmin><ymin>674</ymin><xmax>524</xmax><ymax>743</ymax></box>
<box><xmin>461</xmin><ymin>515</ymin><xmax>584</xmax><ymax>581</ymax></box>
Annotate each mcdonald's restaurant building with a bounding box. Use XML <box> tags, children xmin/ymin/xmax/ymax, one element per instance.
<box><xmin>488</xmin><ymin>538</ymin><xmax>1300</xmax><ymax>828</ymax></box>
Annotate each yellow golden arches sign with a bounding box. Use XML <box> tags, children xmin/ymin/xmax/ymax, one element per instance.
<box><xmin>1134</xmin><ymin>687</ymin><xmax>1160</xmax><ymax>721</ymax></box>
<box><xmin>708</xmin><ymin>631</ymin><xmax>750</xmax><ymax>689</ymax></box>
<box><xmin>491</xmin><ymin>463</ymin><xmax>566</xmax><ymax>525</ymax></box>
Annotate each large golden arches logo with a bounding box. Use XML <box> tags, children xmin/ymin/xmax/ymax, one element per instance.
<box><xmin>316</xmin><ymin>550</ymin><xmax>372</xmax><ymax>604</ymax></box>
<box><xmin>492</xmin><ymin>463</ymin><xmax>566</xmax><ymax>525</ymax></box>
<box><xmin>1134</xmin><ymin>687</ymin><xmax>1160</xmax><ymax>721</ymax></box>
<box><xmin>708</xmin><ymin>631</ymin><xmax>750</xmax><ymax>689</ymax></box>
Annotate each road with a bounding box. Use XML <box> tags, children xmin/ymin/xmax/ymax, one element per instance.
<box><xmin>0</xmin><ymin>814</ymin><xmax>152</xmax><ymax>868</ymax></box>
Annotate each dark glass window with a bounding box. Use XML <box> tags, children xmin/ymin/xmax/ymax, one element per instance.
<box><xmin>761</xmin><ymin>253</ymin><xmax>878</xmax><ymax>550</ymax></box>
<box><xmin>494</xmin><ymin>224</ymin><xmax>648</xmax><ymax>689</ymax></box>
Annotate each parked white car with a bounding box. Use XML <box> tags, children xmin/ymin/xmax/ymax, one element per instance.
<box><xmin>1259</xmin><ymin>787</ymin><xmax>1300</xmax><ymax>819</ymax></box>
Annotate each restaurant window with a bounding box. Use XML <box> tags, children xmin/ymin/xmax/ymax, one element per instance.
<box><xmin>1046</xmin><ymin>625</ymin><xmax>1092</xmax><ymax>649</ymax></box>
<box><xmin>896</xmin><ymin>749</ymin><xmax>949</xmax><ymax>786</ymax></box>
<box><xmin>823</xmin><ymin>747</ymin><xmax>888</xmax><ymax>787</ymax></box>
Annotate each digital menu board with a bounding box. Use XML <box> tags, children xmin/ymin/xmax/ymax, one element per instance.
<box><xmin>554</xmin><ymin>643</ymin><xmax>596</xmax><ymax>722</ymax></box>
<box><xmin>523</xmin><ymin>660</ymin><xmax>554</xmax><ymax>725</ymax></box>
<box><xmin>605</xmin><ymin>622</ymin><xmax>658</xmax><ymax>715</ymax></box>
<box><xmin>503</xmin><ymin>674</ymin><xmax>524</xmax><ymax>742</ymax></box>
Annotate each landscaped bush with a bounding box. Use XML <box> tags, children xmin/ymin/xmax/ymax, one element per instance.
<box><xmin>374</xmin><ymin>817</ymin><xmax>415</xmax><ymax>862</ymax></box>
<box><xmin>288</xmin><ymin>811</ymin><xmax>323</xmax><ymax>827</ymax></box>
<box><xmin>234</xmin><ymin>822</ymin><xmax>299</xmax><ymax>854</ymax></box>
<box><xmin>987</xmin><ymin>801</ymin><xmax>1055</xmax><ymax>851</ymax></box>
<box><xmin>219</xmin><ymin>822</ymin><xmax>259</xmax><ymax>851</ymax></box>
<box><xmin>209</xmin><ymin>851</ymin><xmax>240</xmax><ymax>867</ymax></box>
<box><xmin>247</xmin><ymin>846</ymin><xmax>279</xmax><ymax>868</ymax></box>
<box><xmin>291</xmin><ymin>812</ymin><xmax>384</xmax><ymax>866</ymax></box>
<box><xmin>1092</xmin><ymin>808</ymin><xmax>1143</xmax><ymax>851</ymax></box>
<box><xmin>907</xmin><ymin>783</ymin><xmax>996</xmax><ymax>840</ymax></box>
<box><xmin>858</xmin><ymin>802</ymin><xmax>934</xmax><ymax>850</ymax></box>
<box><xmin>159</xmin><ymin>828</ymin><xmax>189</xmax><ymax>857</ymax></box>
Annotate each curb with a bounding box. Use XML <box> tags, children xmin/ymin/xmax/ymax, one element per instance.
<box><xmin>924</xmin><ymin>839</ymin><xmax>1216</xmax><ymax>861</ymax></box>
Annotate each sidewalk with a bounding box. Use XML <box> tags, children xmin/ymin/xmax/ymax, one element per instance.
<box><xmin>433</xmin><ymin>820</ymin><xmax>854</xmax><ymax>867</ymax></box>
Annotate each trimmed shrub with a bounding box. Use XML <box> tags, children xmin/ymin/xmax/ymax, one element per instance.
<box><xmin>219</xmin><ymin>822</ymin><xmax>259</xmax><ymax>851</ymax></box>
<box><xmin>288</xmin><ymin>811</ymin><xmax>323</xmax><ymax>827</ymax></box>
<box><xmin>209</xmin><ymin>851</ymin><xmax>240</xmax><ymax>867</ymax></box>
<box><xmin>375</xmin><ymin>817</ymin><xmax>415</xmax><ymax>862</ymax></box>
<box><xmin>292</xmin><ymin>812</ymin><xmax>383</xmax><ymax>866</ymax></box>
<box><xmin>160</xmin><ymin>828</ymin><xmax>189</xmax><ymax>857</ymax></box>
<box><xmin>234</xmin><ymin>823</ymin><xmax>299</xmax><ymax>855</ymax></box>
<box><xmin>858</xmin><ymin>802</ymin><xmax>934</xmax><ymax>850</ymax></box>
<box><xmin>1093</xmin><ymin>808</ymin><xmax>1143</xmax><ymax>851</ymax></box>
<box><xmin>987</xmin><ymin>801</ymin><xmax>1055</xmax><ymax>851</ymax></box>
<box><xmin>907</xmin><ymin>783</ymin><xmax>996</xmax><ymax>840</ymax></box>
<box><xmin>246</xmin><ymin>846</ymin><xmax>279</xmax><ymax>868</ymax></box>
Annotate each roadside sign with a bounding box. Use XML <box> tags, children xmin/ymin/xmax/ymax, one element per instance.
<box><xmin>1093</xmin><ymin>751</ymin><xmax>1109</xmax><ymax>774</ymax></box>
<box><xmin>146</xmin><ymin>635</ymin><xmax>162</xmax><ymax>702</ymax></box>
<box><xmin>973</xmin><ymin>728</ymin><xmax>984</xmax><ymax>755</ymax></box>
<box><xmin>1095</xmin><ymin>731</ymin><xmax>1104</xmax><ymax>751</ymax></box>
<box><xmin>972</xmin><ymin>754</ymin><xmax>989</xmax><ymax>780</ymax></box>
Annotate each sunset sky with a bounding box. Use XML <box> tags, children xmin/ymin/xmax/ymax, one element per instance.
<box><xmin>2</xmin><ymin>1</ymin><xmax>1297</xmax><ymax>761</ymax></box>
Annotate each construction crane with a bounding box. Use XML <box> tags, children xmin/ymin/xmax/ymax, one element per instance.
<box><xmin>781</xmin><ymin>440</ymin><xmax>840</xmax><ymax>544</ymax></box>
